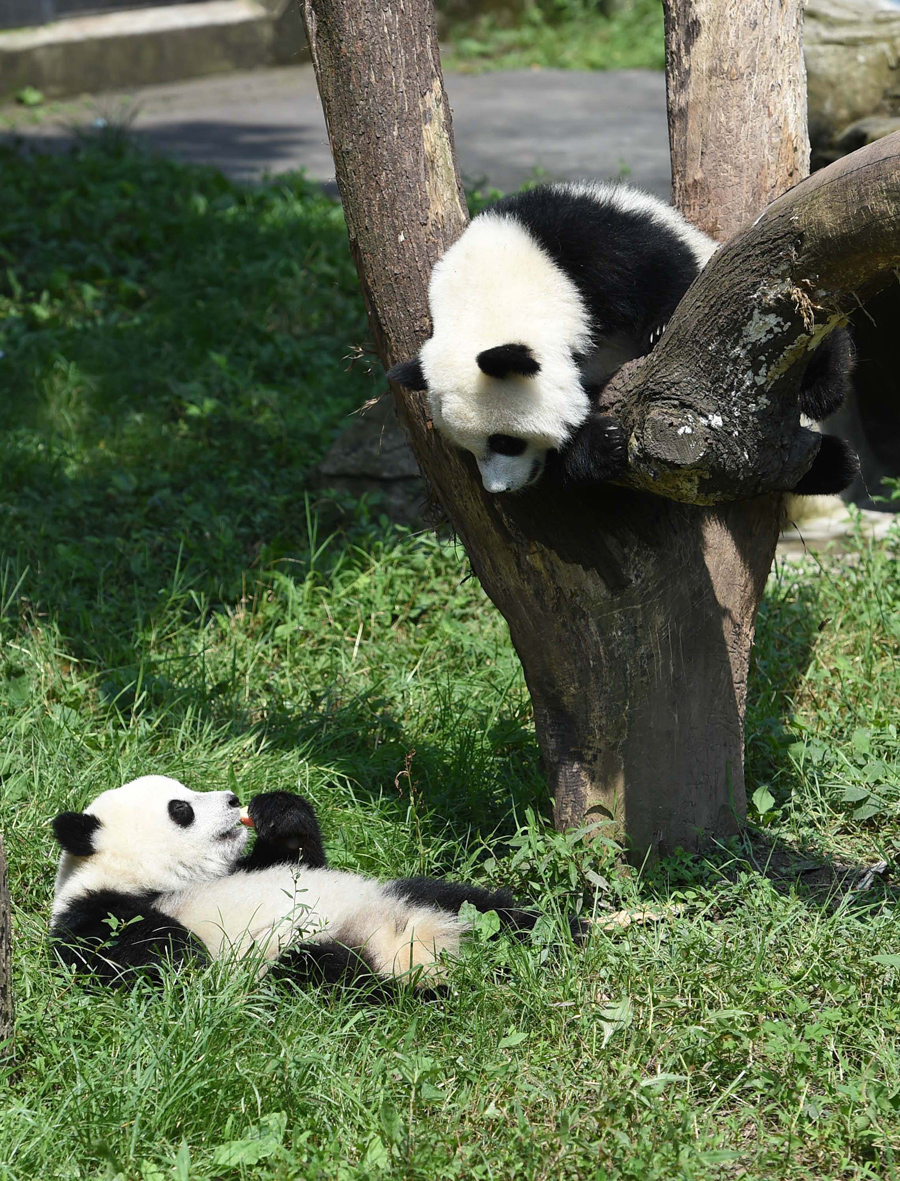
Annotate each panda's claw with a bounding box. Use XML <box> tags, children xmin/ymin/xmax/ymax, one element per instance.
<box><xmin>546</xmin><ymin>413</ymin><xmax>628</xmax><ymax>487</ymax></box>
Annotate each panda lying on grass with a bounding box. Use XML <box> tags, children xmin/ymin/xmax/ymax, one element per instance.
<box><xmin>389</xmin><ymin>182</ymin><xmax>858</xmax><ymax>497</ymax></box>
<box><xmin>50</xmin><ymin>776</ymin><xmax>549</xmax><ymax>997</ymax></box>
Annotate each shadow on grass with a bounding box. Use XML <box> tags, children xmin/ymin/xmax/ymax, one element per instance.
<box><xmin>639</xmin><ymin>829</ymin><xmax>896</xmax><ymax>912</ymax></box>
<box><xmin>97</xmin><ymin>670</ymin><xmax>548</xmax><ymax>843</ymax></box>
<box><xmin>0</xmin><ymin>133</ymin><xmax>377</xmax><ymax>668</ymax></box>
<box><xmin>745</xmin><ymin>569</ymin><xmax>823</xmax><ymax>798</ymax></box>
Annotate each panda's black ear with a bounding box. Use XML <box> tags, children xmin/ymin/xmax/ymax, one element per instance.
<box><xmin>387</xmin><ymin>358</ymin><xmax>428</xmax><ymax>390</ymax></box>
<box><xmin>52</xmin><ymin>811</ymin><xmax>101</xmax><ymax>856</ymax></box>
<box><xmin>477</xmin><ymin>343</ymin><xmax>541</xmax><ymax>379</ymax></box>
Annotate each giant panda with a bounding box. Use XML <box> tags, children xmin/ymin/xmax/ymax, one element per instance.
<box><xmin>50</xmin><ymin>776</ymin><xmax>546</xmax><ymax>996</ymax></box>
<box><xmin>388</xmin><ymin>181</ymin><xmax>858</xmax><ymax>497</ymax></box>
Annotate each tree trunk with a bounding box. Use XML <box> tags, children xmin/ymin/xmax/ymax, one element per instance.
<box><xmin>665</xmin><ymin>0</ymin><xmax>808</xmax><ymax>242</ymax></box>
<box><xmin>301</xmin><ymin>0</ymin><xmax>897</xmax><ymax>857</ymax></box>
<box><xmin>0</xmin><ymin>832</ymin><xmax>12</xmax><ymax>1059</ymax></box>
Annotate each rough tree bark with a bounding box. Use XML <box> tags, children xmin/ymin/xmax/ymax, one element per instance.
<box><xmin>301</xmin><ymin>0</ymin><xmax>900</xmax><ymax>856</ymax></box>
<box><xmin>665</xmin><ymin>0</ymin><xmax>808</xmax><ymax>242</ymax></box>
<box><xmin>0</xmin><ymin>832</ymin><xmax>12</xmax><ymax>1058</ymax></box>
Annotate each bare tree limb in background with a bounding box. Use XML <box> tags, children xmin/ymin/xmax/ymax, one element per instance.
<box><xmin>301</xmin><ymin>0</ymin><xmax>899</xmax><ymax>857</ymax></box>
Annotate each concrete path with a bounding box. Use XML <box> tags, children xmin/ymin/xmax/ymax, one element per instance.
<box><xmin>0</xmin><ymin>64</ymin><xmax>672</xmax><ymax>196</ymax></box>
<box><xmin>4</xmin><ymin>64</ymin><xmax>889</xmax><ymax>548</ymax></box>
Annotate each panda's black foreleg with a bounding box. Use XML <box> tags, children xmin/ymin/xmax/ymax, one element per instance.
<box><xmin>269</xmin><ymin>940</ymin><xmax>396</xmax><ymax>1002</ymax></box>
<box><xmin>791</xmin><ymin>433</ymin><xmax>860</xmax><ymax>496</ymax></box>
<box><xmin>798</xmin><ymin>327</ymin><xmax>856</xmax><ymax>422</ymax></box>
<box><xmin>547</xmin><ymin>411</ymin><xmax>628</xmax><ymax>487</ymax></box>
<box><xmin>52</xmin><ymin>894</ymin><xmax>204</xmax><ymax>987</ymax></box>
<box><xmin>241</xmin><ymin>791</ymin><xmax>327</xmax><ymax>871</ymax></box>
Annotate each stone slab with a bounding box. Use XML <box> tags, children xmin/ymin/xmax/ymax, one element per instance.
<box><xmin>0</xmin><ymin>1</ymin><xmax>306</xmax><ymax>100</ymax></box>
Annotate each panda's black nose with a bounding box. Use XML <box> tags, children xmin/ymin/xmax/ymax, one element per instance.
<box><xmin>227</xmin><ymin>793</ymin><xmax>240</xmax><ymax>808</ymax></box>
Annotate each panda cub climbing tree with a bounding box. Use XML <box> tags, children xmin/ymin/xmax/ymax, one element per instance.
<box><xmin>50</xmin><ymin>776</ymin><xmax>551</xmax><ymax>996</ymax></box>
<box><xmin>389</xmin><ymin>181</ymin><xmax>858</xmax><ymax>497</ymax></box>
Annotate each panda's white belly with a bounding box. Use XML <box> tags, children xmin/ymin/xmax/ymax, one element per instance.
<box><xmin>162</xmin><ymin>866</ymin><xmax>404</xmax><ymax>963</ymax></box>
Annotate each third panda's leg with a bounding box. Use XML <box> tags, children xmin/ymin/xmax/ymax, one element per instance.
<box><xmin>792</xmin><ymin>433</ymin><xmax>860</xmax><ymax>495</ymax></box>
<box><xmin>790</xmin><ymin>328</ymin><xmax>859</xmax><ymax>495</ymax></box>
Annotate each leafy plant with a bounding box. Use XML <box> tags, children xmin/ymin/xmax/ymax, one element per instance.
<box><xmin>14</xmin><ymin>86</ymin><xmax>44</xmax><ymax>107</ymax></box>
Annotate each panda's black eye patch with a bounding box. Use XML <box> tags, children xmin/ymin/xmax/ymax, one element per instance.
<box><xmin>477</xmin><ymin>343</ymin><xmax>540</xmax><ymax>379</ymax></box>
<box><xmin>168</xmin><ymin>799</ymin><xmax>195</xmax><ymax>828</ymax></box>
<box><xmin>488</xmin><ymin>434</ymin><xmax>528</xmax><ymax>457</ymax></box>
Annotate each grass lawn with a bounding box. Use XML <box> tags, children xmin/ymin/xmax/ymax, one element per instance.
<box><xmin>441</xmin><ymin>0</ymin><xmax>665</xmax><ymax>73</ymax></box>
<box><xmin>1</xmin><ymin>136</ymin><xmax>900</xmax><ymax>1180</ymax></box>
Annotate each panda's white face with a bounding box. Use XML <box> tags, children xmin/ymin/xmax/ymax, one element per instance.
<box><xmin>426</xmin><ymin>381</ymin><xmax>566</xmax><ymax>494</ymax></box>
<box><xmin>52</xmin><ymin>776</ymin><xmax>249</xmax><ymax>907</ymax></box>
<box><xmin>427</xmin><ymin>403</ymin><xmax>552</xmax><ymax>493</ymax></box>
<box><xmin>413</xmin><ymin>213</ymin><xmax>592</xmax><ymax>495</ymax></box>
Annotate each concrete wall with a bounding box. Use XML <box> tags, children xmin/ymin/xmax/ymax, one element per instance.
<box><xmin>0</xmin><ymin>0</ymin><xmax>307</xmax><ymax>100</ymax></box>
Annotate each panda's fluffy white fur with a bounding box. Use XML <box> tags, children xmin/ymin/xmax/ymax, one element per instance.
<box><xmin>389</xmin><ymin>181</ymin><xmax>857</xmax><ymax>498</ymax></box>
<box><xmin>50</xmin><ymin>776</ymin><xmax>540</xmax><ymax>994</ymax></box>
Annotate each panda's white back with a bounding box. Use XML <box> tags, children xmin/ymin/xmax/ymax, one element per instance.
<box><xmin>163</xmin><ymin>866</ymin><xmax>466</xmax><ymax>979</ymax></box>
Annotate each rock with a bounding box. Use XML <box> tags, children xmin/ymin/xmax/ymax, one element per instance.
<box><xmin>806</xmin><ymin>0</ymin><xmax>900</xmax><ymax>167</ymax></box>
<box><xmin>313</xmin><ymin>398</ymin><xmax>426</xmax><ymax>525</ymax></box>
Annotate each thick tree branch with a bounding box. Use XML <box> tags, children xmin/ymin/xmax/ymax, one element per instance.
<box><xmin>601</xmin><ymin>131</ymin><xmax>900</xmax><ymax>503</ymax></box>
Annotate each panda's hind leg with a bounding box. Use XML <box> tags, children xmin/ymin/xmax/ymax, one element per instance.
<box><xmin>388</xmin><ymin>877</ymin><xmax>588</xmax><ymax>947</ymax></box>
<box><xmin>269</xmin><ymin>940</ymin><xmax>396</xmax><ymax>1002</ymax></box>
<box><xmin>387</xmin><ymin>877</ymin><xmax>539</xmax><ymax>937</ymax></box>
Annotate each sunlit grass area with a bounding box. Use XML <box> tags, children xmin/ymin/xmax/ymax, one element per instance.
<box><xmin>1</xmin><ymin>138</ymin><xmax>899</xmax><ymax>1179</ymax></box>
<box><xmin>441</xmin><ymin>0</ymin><xmax>665</xmax><ymax>73</ymax></box>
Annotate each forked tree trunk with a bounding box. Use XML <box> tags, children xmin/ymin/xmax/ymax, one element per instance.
<box><xmin>302</xmin><ymin>0</ymin><xmax>900</xmax><ymax>856</ymax></box>
<box><xmin>0</xmin><ymin>832</ymin><xmax>12</xmax><ymax>1058</ymax></box>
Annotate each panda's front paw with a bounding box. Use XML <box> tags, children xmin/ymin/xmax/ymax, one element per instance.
<box><xmin>247</xmin><ymin>792</ymin><xmax>326</xmax><ymax>869</ymax></box>
<box><xmin>558</xmin><ymin>413</ymin><xmax>628</xmax><ymax>486</ymax></box>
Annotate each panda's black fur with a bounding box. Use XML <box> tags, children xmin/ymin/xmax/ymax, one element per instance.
<box><xmin>50</xmin><ymin>777</ymin><xmax>553</xmax><ymax>999</ymax></box>
<box><xmin>389</xmin><ymin>181</ymin><xmax>858</xmax><ymax>498</ymax></box>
